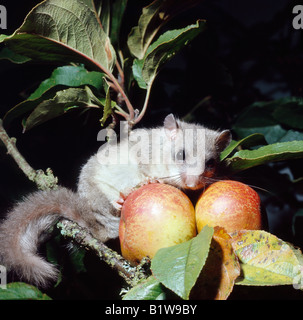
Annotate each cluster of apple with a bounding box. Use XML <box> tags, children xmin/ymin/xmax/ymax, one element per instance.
<box><xmin>119</xmin><ymin>180</ymin><xmax>263</xmax><ymax>264</ymax></box>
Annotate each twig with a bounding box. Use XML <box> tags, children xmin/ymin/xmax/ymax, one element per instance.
<box><xmin>114</xmin><ymin>104</ymin><xmax>130</xmax><ymax>120</ymax></box>
<box><xmin>115</xmin><ymin>59</ymin><xmax>125</xmax><ymax>88</ymax></box>
<box><xmin>57</xmin><ymin>219</ymin><xmax>150</xmax><ymax>287</ymax></box>
<box><xmin>106</xmin><ymin>72</ymin><xmax>135</xmax><ymax>121</ymax></box>
<box><xmin>133</xmin><ymin>84</ymin><xmax>153</xmax><ymax>125</ymax></box>
<box><xmin>0</xmin><ymin>119</ymin><xmax>58</xmax><ymax>190</ymax></box>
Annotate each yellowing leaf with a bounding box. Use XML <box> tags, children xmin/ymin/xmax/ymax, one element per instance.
<box><xmin>190</xmin><ymin>227</ymin><xmax>240</xmax><ymax>300</ymax></box>
<box><xmin>230</xmin><ymin>230</ymin><xmax>303</xmax><ymax>286</ymax></box>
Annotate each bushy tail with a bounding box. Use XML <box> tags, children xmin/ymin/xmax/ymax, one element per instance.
<box><xmin>0</xmin><ymin>187</ymin><xmax>89</xmax><ymax>287</ymax></box>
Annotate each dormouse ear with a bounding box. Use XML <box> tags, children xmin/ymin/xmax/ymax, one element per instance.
<box><xmin>164</xmin><ymin>113</ymin><xmax>179</xmax><ymax>140</ymax></box>
<box><xmin>215</xmin><ymin>130</ymin><xmax>232</xmax><ymax>152</ymax></box>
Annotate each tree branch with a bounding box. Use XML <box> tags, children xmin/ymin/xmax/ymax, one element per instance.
<box><xmin>57</xmin><ymin>219</ymin><xmax>150</xmax><ymax>287</ymax></box>
<box><xmin>0</xmin><ymin>119</ymin><xmax>58</xmax><ymax>190</ymax></box>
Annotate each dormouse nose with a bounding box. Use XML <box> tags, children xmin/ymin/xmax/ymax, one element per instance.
<box><xmin>184</xmin><ymin>175</ymin><xmax>203</xmax><ymax>189</ymax></box>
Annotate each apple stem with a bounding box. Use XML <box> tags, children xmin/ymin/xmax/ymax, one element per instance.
<box><xmin>57</xmin><ymin>219</ymin><xmax>150</xmax><ymax>287</ymax></box>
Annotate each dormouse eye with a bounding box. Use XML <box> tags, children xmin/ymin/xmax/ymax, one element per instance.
<box><xmin>206</xmin><ymin>158</ymin><xmax>216</xmax><ymax>170</ymax></box>
<box><xmin>176</xmin><ymin>149</ymin><xmax>186</xmax><ymax>162</ymax></box>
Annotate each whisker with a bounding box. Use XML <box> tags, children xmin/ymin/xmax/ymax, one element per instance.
<box><xmin>204</xmin><ymin>176</ymin><xmax>272</xmax><ymax>194</ymax></box>
<box><xmin>202</xmin><ymin>176</ymin><xmax>225</xmax><ymax>183</ymax></box>
<box><xmin>242</xmin><ymin>183</ymin><xmax>272</xmax><ymax>195</ymax></box>
<box><xmin>157</xmin><ymin>172</ymin><xmax>272</xmax><ymax>195</ymax></box>
<box><xmin>160</xmin><ymin>173</ymin><xmax>182</xmax><ymax>180</ymax></box>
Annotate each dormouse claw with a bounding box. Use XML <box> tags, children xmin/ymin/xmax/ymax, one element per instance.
<box><xmin>142</xmin><ymin>177</ymin><xmax>163</xmax><ymax>185</ymax></box>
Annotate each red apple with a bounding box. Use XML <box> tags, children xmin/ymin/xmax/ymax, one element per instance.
<box><xmin>195</xmin><ymin>180</ymin><xmax>262</xmax><ymax>233</ymax></box>
<box><xmin>119</xmin><ymin>183</ymin><xmax>196</xmax><ymax>264</ymax></box>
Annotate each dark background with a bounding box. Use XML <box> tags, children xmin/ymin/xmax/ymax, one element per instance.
<box><xmin>0</xmin><ymin>0</ymin><xmax>303</xmax><ymax>299</ymax></box>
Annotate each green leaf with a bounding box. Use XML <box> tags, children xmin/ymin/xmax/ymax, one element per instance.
<box><xmin>95</xmin><ymin>0</ymin><xmax>111</xmax><ymax>36</ymax></box>
<box><xmin>104</xmin><ymin>0</ymin><xmax>128</xmax><ymax>49</ymax></box>
<box><xmin>127</xmin><ymin>0</ymin><xmax>204</xmax><ymax>59</ymax></box>
<box><xmin>28</xmin><ymin>65</ymin><xmax>104</xmax><ymax>100</ymax></box>
<box><xmin>4</xmin><ymin>65</ymin><xmax>105</xmax><ymax>126</ymax></box>
<box><xmin>132</xmin><ymin>58</ymin><xmax>147</xmax><ymax>89</ymax></box>
<box><xmin>233</xmin><ymin>98</ymin><xmax>303</xmax><ymax>144</ymax></box>
<box><xmin>0</xmin><ymin>0</ymin><xmax>116</xmax><ymax>72</ymax></box>
<box><xmin>4</xmin><ymin>87</ymin><xmax>66</xmax><ymax>126</ymax></box>
<box><xmin>23</xmin><ymin>86</ymin><xmax>102</xmax><ymax>131</ymax></box>
<box><xmin>272</xmin><ymin>99</ymin><xmax>303</xmax><ymax>130</ymax></box>
<box><xmin>0</xmin><ymin>34</ymin><xmax>7</xmax><ymax>42</ymax></box>
<box><xmin>230</xmin><ymin>230</ymin><xmax>303</xmax><ymax>286</ymax></box>
<box><xmin>138</xmin><ymin>20</ymin><xmax>206</xmax><ymax>88</ymax></box>
<box><xmin>0</xmin><ymin>282</ymin><xmax>52</xmax><ymax>300</ymax></box>
<box><xmin>151</xmin><ymin>225</ymin><xmax>214</xmax><ymax>300</ymax></box>
<box><xmin>224</xmin><ymin>140</ymin><xmax>303</xmax><ymax>173</ymax></box>
<box><xmin>0</xmin><ymin>47</ymin><xmax>31</xmax><ymax>63</ymax></box>
<box><xmin>122</xmin><ymin>276</ymin><xmax>166</xmax><ymax>300</ymax></box>
<box><xmin>220</xmin><ymin>133</ymin><xmax>267</xmax><ymax>161</ymax></box>
<box><xmin>100</xmin><ymin>85</ymin><xmax>112</xmax><ymax>125</ymax></box>
<box><xmin>69</xmin><ymin>247</ymin><xmax>87</xmax><ymax>274</ymax></box>
<box><xmin>127</xmin><ymin>0</ymin><xmax>167</xmax><ymax>60</ymax></box>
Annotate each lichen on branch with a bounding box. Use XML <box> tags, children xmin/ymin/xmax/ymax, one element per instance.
<box><xmin>57</xmin><ymin>219</ymin><xmax>150</xmax><ymax>287</ymax></box>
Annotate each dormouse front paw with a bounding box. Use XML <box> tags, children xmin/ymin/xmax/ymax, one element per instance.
<box><xmin>113</xmin><ymin>200</ymin><xmax>123</xmax><ymax>211</ymax></box>
<box><xmin>113</xmin><ymin>192</ymin><xmax>127</xmax><ymax>210</ymax></box>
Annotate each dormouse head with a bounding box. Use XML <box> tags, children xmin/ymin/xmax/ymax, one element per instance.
<box><xmin>162</xmin><ymin>114</ymin><xmax>231</xmax><ymax>190</ymax></box>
